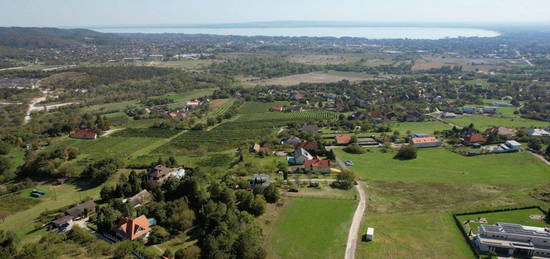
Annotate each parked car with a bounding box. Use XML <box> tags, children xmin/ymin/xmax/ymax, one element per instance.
<box><xmin>345</xmin><ymin>160</ymin><xmax>354</xmax><ymax>166</ymax></box>
<box><xmin>288</xmin><ymin>188</ymin><xmax>299</xmax><ymax>192</ymax></box>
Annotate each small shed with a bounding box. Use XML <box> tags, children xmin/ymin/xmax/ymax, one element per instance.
<box><xmin>366</xmin><ymin>227</ymin><xmax>375</xmax><ymax>241</ymax></box>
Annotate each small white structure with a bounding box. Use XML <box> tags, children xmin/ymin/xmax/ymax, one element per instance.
<box><xmin>366</xmin><ymin>227</ymin><xmax>375</xmax><ymax>241</ymax></box>
<box><xmin>527</xmin><ymin>128</ymin><xmax>550</xmax><ymax>137</ymax></box>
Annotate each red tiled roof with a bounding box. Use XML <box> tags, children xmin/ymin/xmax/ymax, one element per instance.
<box><xmin>335</xmin><ymin>135</ymin><xmax>352</xmax><ymax>145</ymax></box>
<box><xmin>411</xmin><ymin>136</ymin><xmax>439</xmax><ymax>144</ymax></box>
<box><xmin>69</xmin><ymin>128</ymin><xmax>97</xmax><ymax>139</ymax></box>
<box><xmin>465</xmin><ymin>133</ymin><xmax>486</xmax><ymax>143</ymax></box>
<box><xmin>303</xmin><ymin>158</ymin><xmax>331</xmax><ymax>169</ymax></box>
<box><xmin>259</xmin><ymin>146</ymin><xmax>270</xmax><ymax>152</ymax></box>
<box><xmin>295</xmin><ymin>141</ymin><xmax>318</xmax><ymax>150</ymax></box>
<box><xmin>271</xmin><ymin>105</ymin><xmax>284</xmax><ymax>111</ymax></box>
<box><xmin>116</xmin><ymin>215</ymin><xmax>151</xmax><ymax>240</ymax></box>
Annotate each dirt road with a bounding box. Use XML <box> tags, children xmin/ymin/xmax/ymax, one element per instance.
<box><xmin>345</xmin><ymin>182</ymin><xmax>366</xmax><ymax>259</ymax></box>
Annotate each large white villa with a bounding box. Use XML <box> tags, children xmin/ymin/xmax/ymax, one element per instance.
<box><xmin>475</xmin><ymin>222</ymin><xmax>550</xmax><ymax>258</ymax></box>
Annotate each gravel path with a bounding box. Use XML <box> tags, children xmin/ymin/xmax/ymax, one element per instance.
<box><xmin>345</xmin><ymin>182</ymin><xmax>366</xmax><ymax>259</ymax></box>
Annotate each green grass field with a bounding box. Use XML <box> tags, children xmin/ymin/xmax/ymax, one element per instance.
<box><xmin>388</xmin><ymin>120</ymin><xmax>452</xmax><ymax>134</ymax></box>
<box><xmin>445</xmin><ymin>115</ymin><xmax>547</xmax><ymax>130</ymax></box>
<box><xmin>336</xmin><ymin>148</ymin><xmax>549</xmax><ymax>186</ymax></box>
<box><xmin>265</xmin><ymin>197</ymin><xmax>356</xmax><ymax>259</ymax></box>
<box><xmin>239</xmin><ymin>101</ymin><xmax>291</xmax><ymax>114</ymax></box>
<box><xmin>457</xmin><ymin>208</ymin><xmax>549</xmax><ymax>235</ymax></box>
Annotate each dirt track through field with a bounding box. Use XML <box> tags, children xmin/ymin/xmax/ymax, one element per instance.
<box><xmin>345</xmin><ymin>182</ymin><xmax>366</xmax><ymax>259</ymax></box>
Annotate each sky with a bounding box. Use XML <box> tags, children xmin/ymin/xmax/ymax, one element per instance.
<box><xmin>1</xmin><ymin>0</ymin><xmax>550</xmax><ymax>27</ymax></box>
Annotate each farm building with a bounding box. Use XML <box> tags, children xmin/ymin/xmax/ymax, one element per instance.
<box><xmin>69</xmin><ymin>128</ymin><xmax>97</xmax><ymax>139</ymax></box>
<box><xmin>474</xmin><ymin>222</ymin><xmax>550</xmax><ymax>258</ymax></box>
<box><xmin>335</xmin><ymin>134</ymin><xmax>353</xmax><ymax>145</ymax></box>
<box><xmin>303</xmin><ymin>158</ymin><xmax>331</xmax><ymax>174</ymax></box>
<box><xmin>482</xmin><ymin>107</ymin><xmax>498</xmax><ymax>114</ymax></box>
<box><xmin>491</xmin><ymin>102</ymin><xmax>513</xmax><ymax>107</ymax></box>
<box><xmin>462</xmin><ymin>106</ymin><xmax>477</xmax><ymax>114</ymax></box>
<box><xmin>411</xmin><ymin>136</ymin><xmax>442</xmax><ymax>148</ymax></box>
<box><xmin>442</xmin><ymin>112</ymin><xmax>458</xmax><ymax>118</ymax></box>
<box><xmin>115</xmin><ymin>215</ymin><xmax>155</xmax><ymax>241</ymax></box>
<box><xmin>358</xmin><ymin>137</ymin><xmax>378</xmax><ymax>146</ymax></box>
<box><xmin>270</xmin><ymin>105</ymin><xmax>285</xmax><ymax>112</ymax></box>
<box><xmin>486</xmin><ymin>140</ymin><xmax>522</xmax><ymax>153</ymax></box>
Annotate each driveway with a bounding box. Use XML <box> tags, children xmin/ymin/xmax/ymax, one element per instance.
<box><xmin>345</xmin><ymin>182</ymin><xmax>366</xmax><ymax>259</ymax></box>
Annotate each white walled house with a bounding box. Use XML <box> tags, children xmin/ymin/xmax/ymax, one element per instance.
<box><xmin>474</xmin><ymin>222</ymin><xmax>550</xmax><ymax>258</ymax></box>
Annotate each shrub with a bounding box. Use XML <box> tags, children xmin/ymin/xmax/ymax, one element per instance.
<box><xmin>331</xmin><ymin>170</ymin><xmax>356</xmax><ymax>190</ymax></box>
<box><xmin>394</xmin><ymin>144</ymin><xmax>417</xmax><ymax>160</ymax></box>
<box><xmin>343</xmin><ymin>144</ymin><xmax>365</xmax><ymax>154</ymax></box>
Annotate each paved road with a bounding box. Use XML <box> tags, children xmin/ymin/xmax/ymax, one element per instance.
<box><xmin>345</xmin><ymin>182</ymin><xmax>366</xmax><ymax>259</ymax></box>
<box><xmin>528</xmin><ymin>151</ymin><xmax>550</xmax><ymax>166</ymax></box>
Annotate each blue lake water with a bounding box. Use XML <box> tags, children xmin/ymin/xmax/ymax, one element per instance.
<box><xmin>91</xmin><ymin>26</ymin><xmax>500</xmax><ymax>39</ymax></box>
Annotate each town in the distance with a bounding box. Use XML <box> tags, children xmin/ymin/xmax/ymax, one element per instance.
<box><xmin>0</xmin><ymin>5</ymin><xmax>550</xmax><ymax>259</ymax></box>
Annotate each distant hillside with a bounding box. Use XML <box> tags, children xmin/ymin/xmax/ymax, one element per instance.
<box><xmin>0</xmin><ymin>27</ymin><xmax>122</xmax><ymax>48</ymax></box>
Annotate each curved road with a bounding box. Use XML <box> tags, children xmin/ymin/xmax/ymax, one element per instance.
<box><xmin>345</xmin><ymin>181</ymin><xmax>366</xmax><ymax>259</ymax></box>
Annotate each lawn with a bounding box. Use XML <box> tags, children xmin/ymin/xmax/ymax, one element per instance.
<box><xmin>265</xmin><ymin>197</ymin><xmax>357</xmax><ymax>259</ymax></box>
<box><xmin>60</xmin><ymin>136</ymin><xmax>160</xmax><ymax>160</ymax></box>
<box><xmin>239</xmin><ymin>101</ymin><xmax>290</xmax><ymax>114</ymax></box>
<box><xmin>388</xmin><ymin>120</ymin><xmax>452</xmax><ymax>135</ymax></box>
<box><xmin>444</xmin><ymin>115</ymin><xmax>548</xmax><ymax>130</ymax></box>
<box><xmin>457</xmin><ymin>208</ymin><xmax>550</xmax><ymax>235</ymax></box>
<box><xmin>335</xmin><ymin>148</ymin><xmax>550</xmax><ymax>186</ymax></box>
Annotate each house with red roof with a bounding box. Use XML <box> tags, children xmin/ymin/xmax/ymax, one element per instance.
<box><xmin>303</xmin><ymin>157</ymin><xmax>331</xmax><ymax>174</ymax></box>
<box><xmin>69</xmin><ymin>129</ymin><xmax>97</xmax><ymax>139</ymax></box>
<box><xmin>464</xmin><ymin>133</ymin><xmax>487</xmax><ymax>145</ymax></box>
<box><xmin>411</xmin><ymin>136</ymin><xmax>442</xmax><ymax>148</ymax></box>
<box><xmin>270</xmin><ymin>105</ymin><xmax>284</xmax><ymax>112</ymax></box>
<box><xmin>335</xmin><ymin>135</ymin><xmax>352</xmax><ymax>145</ymax></box>
<box><xmin>295</xmin><ymin>141</ymin><xmax>318</xmax><ymax>151</ymax></box>
<box><xmin>115</xmin><ymin>215</ymin><xmax>152</xmax><ymax>241</ymax></box>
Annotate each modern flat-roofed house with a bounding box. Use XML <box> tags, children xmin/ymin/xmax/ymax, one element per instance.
<box><xmin>303</xmin><ymin>158</ymin><xmax>331</xmax><ymax>174</ymax></box>
<box><xmin>411</xmin><ymin>136</ymin><xmax>442</xmax><ymax>148</ymax></box>
<box><xmin>69</xmin><ymin>128</ymin><xmax>97</xmax><ymax>139</ymax></box>
<box><xmin>115</xmin><ymin>215</ymin><xmax>153</xmax><ymax>241</ymax></box>
<box><xmin>293</xmin><ymin>148</ymin><xmax>314</xmax><ymax>165</ymax></box>
<box><xmin>462</xmin><ymin>106</ymin><xmax>477</xmax><ymax>114</ymax></box>
<box><xmin>474</xmin><ymin>222</ymin><xmax>550</xmax><ymax>258</ymax></box>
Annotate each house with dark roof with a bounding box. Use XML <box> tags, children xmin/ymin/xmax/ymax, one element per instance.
<box><xmin>303</xmin><ymin>158</ymin><xmax>331</xmax><ymax>174</ymax></box>
<box><xmin>51</xmin><ymin>215</ymin><xmax>74</xmax><ymax>232</ymax></box>
<box><xmin>358</xmin><ymin>137</ymin><xmax>378</xmax><ymax>146</ymax></box>
<box><xmin>66</xmin><ymin>200</ymin><xmax>96</xmax><ymax>218</ymax></box>
<box><xmin>69</xmin><ymin>129</ymin><xmax>97</xmax><ymax>139</ymax></box>
<box><xmin>125</xmin><ymin>190</ymin><xmax>153</xmax><ymax>207</ymax></box>
<box><xmin>335</xmin><ymin>135</ymin><xmax>352</xmax><ymax>145</ymax></box>
<box><xmin>282</xmin><ymin>136</ymin><xmax>302</xmax><ymax>145</ymax></box>
<box><xmin>115</xmin><ymin>215</ymin><xmax>153</xmax><ymax>241</ymax></box>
